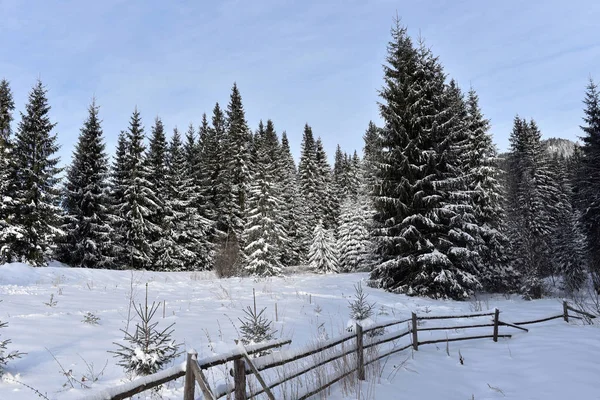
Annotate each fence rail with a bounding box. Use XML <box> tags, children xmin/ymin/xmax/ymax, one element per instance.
<box><xmin>83</xmin><ymin>300</ymin><xmax>594</xmax><ymax>400</ymax></box>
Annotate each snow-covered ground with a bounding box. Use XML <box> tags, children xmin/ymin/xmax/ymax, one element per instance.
<box><xmin>0</xmin><ymin>263</ymin><xmax>598</xmax><ymax>400</ymax></box>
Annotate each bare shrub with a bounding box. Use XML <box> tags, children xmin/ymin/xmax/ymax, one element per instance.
<box><xmin>214</xmin><ymin>230</ymin><xmax>241</xmax><ymax>278</ymax></box>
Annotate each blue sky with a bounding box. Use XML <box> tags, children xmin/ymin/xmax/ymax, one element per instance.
<box><xmin>1</xmin><ymin>0</ymin><xmax>599</xmax><ymax>166</ymax></box>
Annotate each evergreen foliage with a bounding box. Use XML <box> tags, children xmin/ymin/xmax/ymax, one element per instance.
<box><xmin>167</xmin><ymin>128</ymin><xmax>212</xmax><ymax>270</ymax></box>
<box><xmin>111</xmin><ymin>284</ymin><xmax>181</xmax><ymax>375</ymax></box>
<box><xmin>337</xmin><ymin>196</ymin><xmax>371</xmax><ymax>272</ymax></box>
<box><xmin>59</xmin><ymin>100</ymin><xmax>112</xmax><ymax>268</ymax></box>
<box><xmin>277</xmin><ymin>132</ymin><xmax>301</xmax><ymax>266</ymax></box>
<box><xmin>577</xmin><ymin>79</ymin><xmax>600</xmax><ymax>290</ymax></box>
<box><xmin>243</xmin><ymin>120</ymin><xmax>286</xmax><ymax>276</ymax></box>
<box><xmin>297</xmin><ymin>124</ymin><xmax>318</xmax><ymax>259</ymax></box>
<box><xmin>238</xmin><ymin>305</ymin><xmax>276</xmax><ymax>355</ymax></box>
<box><xmin>0</xmin><ymin>79</ymin><xmax>19</xmax><ymax>263</ymax></box>
<box><xmin>223</xmin><ymin>83</ymin><xmax>252</xmax><ymax>239</ymax></box>
<box><xmin>369</xmin><ymin>22</ymin><xmax>480</xmax><ymax>299</ymax></box>
<box><xmin>348</xmin><ymin>282</ymin><xmax>375</xmax><ymax>322</ymax></box>
<box><xmin>464</xmin><ymin>88</ymin><xmax>515</xmax><ymax>291</ymax></box>
<box><xmin>308</xmin><ymin>221</ymin><xmax>338</xmax><ymax>273</ymax></box>
<box><xmin>506</xmin><ymin>117</ymin><xmax>559</xmax><ymax>298</ymax></box>
<box><xmin>119</xmin><ymin>109</ymin><xmax>160</xmax><ymax>270</ymax></box>
<box><xmin>8</xmin><ymin>80</ymin><xmax>63</xmax><ymax>266</ymax></box>
<box><xmin>108</xmin><ymin>131</ymin><xmax>129</xmax><ymax>268</ymax></box>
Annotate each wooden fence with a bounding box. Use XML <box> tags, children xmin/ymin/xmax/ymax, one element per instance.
<box><xmin>85</xmin><ymin>300</ymin><xmax>595</xmax><ymax>400</ymax></box>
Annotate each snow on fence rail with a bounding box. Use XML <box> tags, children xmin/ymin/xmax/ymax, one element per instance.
<box><xmin>82</xmin><ymin>301</ymin><xmax>594</xmax><ymax>400</ymax></box>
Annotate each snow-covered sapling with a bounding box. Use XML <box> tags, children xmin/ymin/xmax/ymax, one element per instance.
<box><xmin>347</xmin><ymin>282</ymin><xmax>382</xmax><ymax>336</ymax></box>
<box><xmin>110</xmin><ymin>284</ymin><xmax>181</xmax><ymax>375</ymax></box>
<box><xmin>82</xmin><ymin>311</ymin><xmax>100</xmax><ymax>325</ymax></box>
<box><xmin>238</xmin><ymin>306</ymin><xmax>277</xmax><ymax>356</ymax></box>
<box><xmin>0</xmin><ymin>301</ymin><xmax>23</xmax><ymax>375</ymax></box>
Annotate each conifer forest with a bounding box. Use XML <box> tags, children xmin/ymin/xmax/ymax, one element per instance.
<box><xmin>1</xmin><ymin>20</ymin><xmax>599</xmax><ymax>301</ymax></box>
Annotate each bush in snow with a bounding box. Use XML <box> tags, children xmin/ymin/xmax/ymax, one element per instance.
<box><xmin>238</xmin><ymin>305</ymin><xmax>276</xmax><ymax>356</ymax></box>
<box><xmin>0</xmin><ymin>301</ymin><xmax>23</xmax><ymax>375</ymax></box>
<box><xmin>110</xmin><ymin>284</ymin><xmax>181</xmax><ymax>376</ymax></box>
<box><xmin>308</xmin><ymin>221</ymin><xmax>339</xmax><ymax>273</ymax></box>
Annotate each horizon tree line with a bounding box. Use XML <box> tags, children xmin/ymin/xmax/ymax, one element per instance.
<box><xmin>1</xmin><ymin>19</ymin><xmax>599</xmax><ymax>300</ymax></box>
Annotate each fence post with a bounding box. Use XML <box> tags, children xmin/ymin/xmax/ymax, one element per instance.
<box><xmin>184</xmin><ymin>351</ymin><xmax>197</xmax><ymax>400</ymax></box>
<box><xmin>563</xmin><ymin>300</ymin><xmax>569</xmax><ymax>323</ymax></box>
<box><xmin>411</xmin><ymin>312</ymin><xmax>419</xmax><ymax>351</ymax></box>
<box><xmin>356</xmin><ymin>323</ymin><xmax>365</xmax><ymax>380</ymax></box>
<box><xmin>493</xmin><ymin>308</ymin><xmax>499</xmax><ymax>342</ymax></box>
<box><xmin>234</xmin><ymin>357</ymin><xmax>247</xmax><ymax>400</ymax></box>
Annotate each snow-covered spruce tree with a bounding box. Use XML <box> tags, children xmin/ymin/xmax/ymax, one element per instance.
<box><xmin>145</xmin><ymin>117</ymin><xmax>174</xmax><ymax>271</ymax></box>
<box><xmin>297</xmin><ymin>124</ymin><xmax>319</xmax><ymax>259</ymax></box>
<box><xmin>337</xmin><ymin>196</ymin><xmax>371</xmax><ymax>272</ymax></box>
<box><xmin>58</xmin><ymin>100</ymin><xmax>113</xmax><ymax>268</ymax></box>
<box><xmin>369</xmin><ymin>24</ymin><xmax>480</xmax><ymax>299</ymax></box>
<box><xmin>9</xmin><ymin>80</ymin><xmax>63</xmax><ymax>266</ymax></box>
<box><xmin>548</xmin><ymin>154</ymin><xmax>587</xmax><ymax>293</ymax></box>
<box><xmin>108</xmin><ymin>131</ymin><xmax>129</xmax><ymax>268</ymax></box>
<box><xmin>577</xmin><ymin>79</ymin><xmax>600</xmax><ymax>291</ymax></box>
<box><xmin>168</xmin><ymin>128</ymin><xmax>212</xmax><ymax>270</ymax></box>
<box><xmin>223</xmin><ymin>83</ymin><xmax>252</xmax><ymax>241</ymax></box>
<box><xmin>238</xmin><ymin>305</ymin><xmax>276</xmax><ymax>356</ymax></box>
<box><xmin>314</xmin><ymin>139</ymin><xmax>336</xmax><ymax>229</ymax></box>
<box><xmin>207</xmin><ymin>103</ymin><xmax>230</xmax><ymax>237</ymax></box>
<box><xmin>346</xmin><ymin>282</ymin><xmax>380</xmax><ymax>335</ymax></box>
<box><xmin>362</xmin><ymin>121</ymin><xmax>381</xmax><ymax>194</ymax></box>
<box><xmin>243</xmin><ymin>120</ymin><xmax>287</xmax><ymax>277</ymax></box>
<box><xmin>505</xmin><ymin>117</ymin><xmax>559</xmax><ymax>299</ymax></box>
<box><xmin>120</xmin><ymin>109</ymin><xmax>160</xmax><ymax>270</ymax></box>
<box><xmin>464</xmin><ymin>88</ymin><xmax>515</xmax><ymax>292</ymax></box>
<box><xmin>0</xmin><ymin>79</ymin><xmax>21</xmax><ymax>263</ymax></box>
<box><xmin>196</xmin><ymin>114</ymin><xmax>218</xmax><ymax>223</ymax></box>
<box><xmin>308</xmin><ymin>221</ymin><xmax>338</xmax><ymax>273</ymax></box>
<box><xmin>111</xmin><ymin>284</ymin><xmax>181</xmax><ymax>375</ymax></box>
<box><xmin>277</xmin><ymin>132</ymin><xmax>301</xmax><ymax>266</ymax></box>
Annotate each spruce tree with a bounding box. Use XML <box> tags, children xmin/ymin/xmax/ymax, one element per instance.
<box><xmin>314</xmin><ymin>138</ymin><xmax>336</xmax><ymax>229</ymax></box>
<box><xmin>577</xmin><ymin>78</ymin><xmax>600</xmax><ymax>290</ymax></box>
<box><xmin>371</xmin><ymin>22</ymin><xmax>480</xmax><ymax>299</ymax></box>
<box><xmin>120</xmin><ymin>109</ymin><xmax>159</xmax><ymax>270</ymax></box>
<box><xmin>369</xmin><ymin>24</ymin><xmax>480</xmax><ymax>299</ymax></box>
<box><xmin>208</xmin><ymin>103</ymin><xmax>229</xmax><ymax>235</ymax></box>
<box><xmin>0</xmin><ymin>79</ymin><xmax>20</xmax><ymax>263</ymax></box>
<box><xmin>108</xmin><ymin>131</ymin><xmax>129</xmax><ymax>268</ymax></box>
<box><xmin>464</xmin><ymin>88</ymin><xmax>514</xmax><ymax>291</ymax></box>
<box><xmin>506</xmin><ymin>117</ymin><xmax>558</xmax><ymax>298</ymax></box>
<box><xmin>308</xmin><ymin>221</ymin><xmax>338</xmax><ymax>273</ymax></box>
<box><xmin>9</xmin><ymin>80</ymin><xmax>63</xmax><ymax>266</ymax></box>
<box><xmin>223</xmin><ymin>83</ymin><xmax>252</xmax><ymax>239</ymax></box>
<box><xmin>197</xmin><ymin>114</ymin><xmax>216</xmax><ymax>222</ymax></box>
<box><xmin>59</xmin><ymin>100</ymin><xmax>112</xmax><ymax>268</ymax></box>
<box><xmin>278</xmin><ymin>132</ymin><xmax>301</xmax><ymax>266</ymax></box>
<box><xmin>549</xmin><ymin>154</ymin><xmax>587</xmax><ymax>292</ymax></box>
<box><xmin>166</xmin><ymin>128</ymin><xmax>212</xmax><ymax>270</ymax></box>
<box><xmin>337</xmin><ymin>196</ymin><xmax>371</xmax><ymax>272</ymax></box>
<box><xmin>145</xmin><ymin>118</ymin><xmax>173</xmax><ymax>270</ymax></box>
<box><xmin>297</xmin><ymin>124</ymin><xmax>319</xmax><ymax>259</ymax></box>
<box><xmin>243</xmin><ymin>120</ymin><xmax>287</xmax><ymax>276</ymax></box>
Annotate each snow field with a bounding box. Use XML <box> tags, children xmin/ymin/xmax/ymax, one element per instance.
<box><xmin>0</xmin><ymin>263</ymin><xmax>598</xmax><ymax>400</ymax></box>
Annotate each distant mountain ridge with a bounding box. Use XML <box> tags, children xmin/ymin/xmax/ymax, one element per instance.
<box><xmin>542</xmin><ymin>138</ymin><xmax>579</xmax><ymax>158</ymax></box>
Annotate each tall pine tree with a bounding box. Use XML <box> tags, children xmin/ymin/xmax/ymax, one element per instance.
<box><xmin>119</xmin><ymin>109</ymin><xmax>160</xmax><ymax>270</ymax></box>
<box><xmin>9</xmin><ymin>80</ymin><xmax>63</xmax><ymax>266</ymax></box>
<box><xmin>577</xmin><ymin>78</ymin><xmax>600</xmax><ymax>291</ymax></box>
<box><xmin>0</xmin><ymin>79</ymin><xmax>20</xmax><ymax>263</ymax></box>
<box><xmin>369</xmin><ymin>23</ymin><xmax>480</xmax><ymax>299</ymax></box>
<box><xmin>59</xmin><ymin>100</ymin><xmax>112</xmax><ymax>268</ymax></box>
<box><xmin>223</xmin><ymin>83</ymin><xmax>252</xmax><ymax>239</ymax></box>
